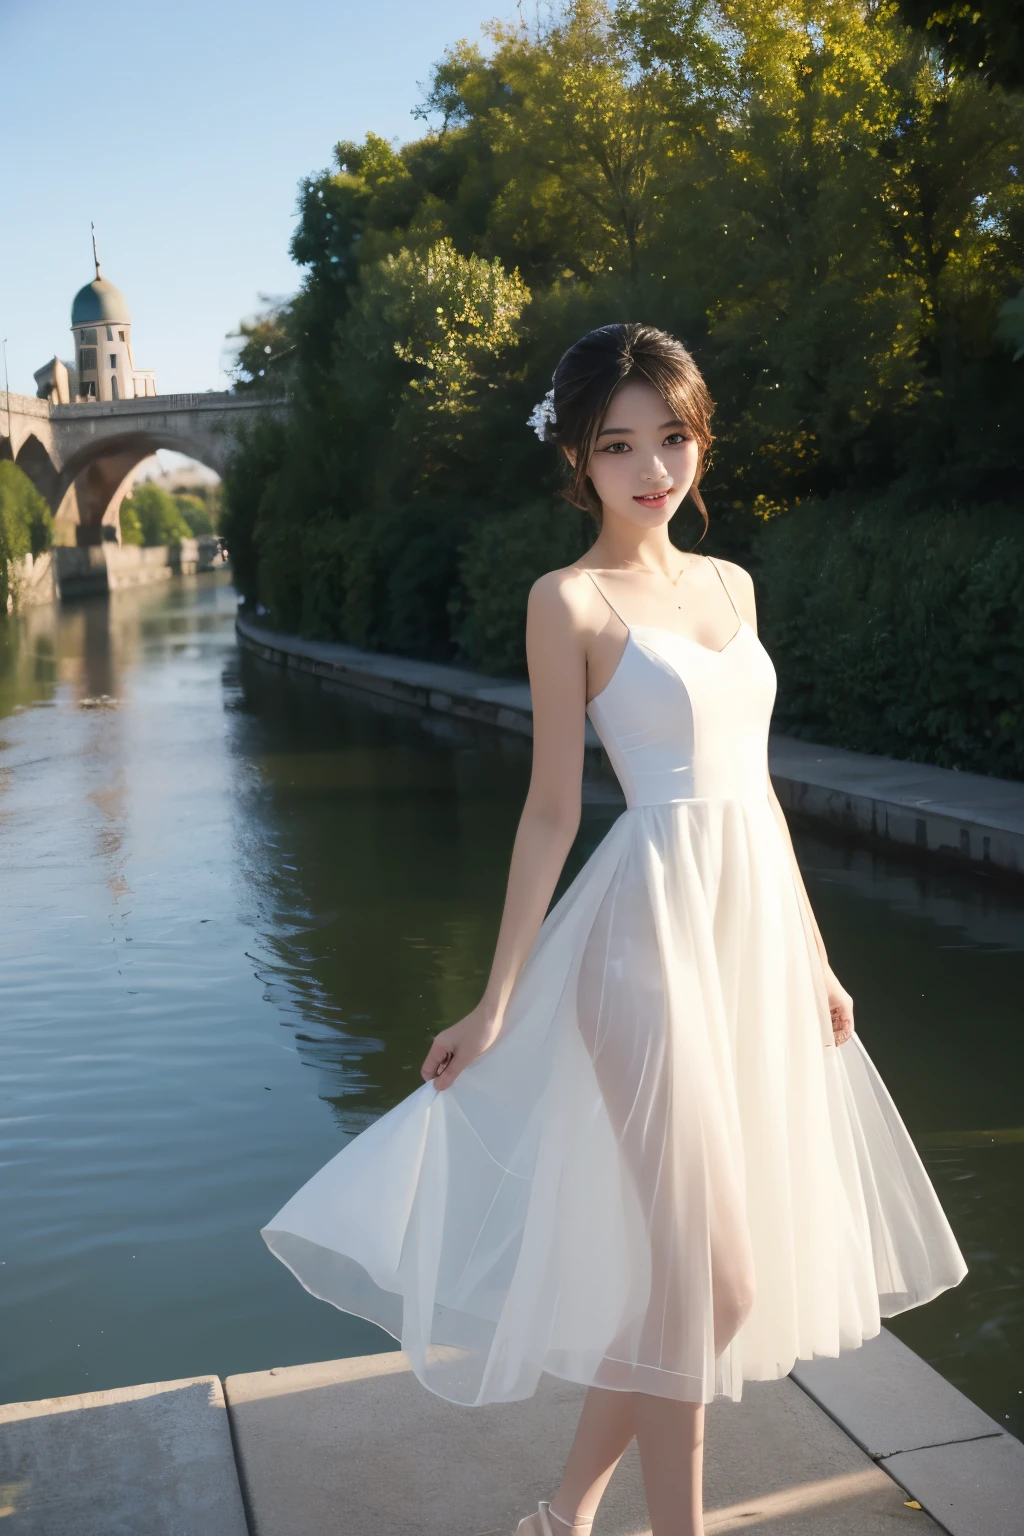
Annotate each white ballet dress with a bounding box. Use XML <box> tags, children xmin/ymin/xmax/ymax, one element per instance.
<box><xmin>262</xmin><ymin>558</ymin><xmax>967</xmax><ymax>1408</ymax></box>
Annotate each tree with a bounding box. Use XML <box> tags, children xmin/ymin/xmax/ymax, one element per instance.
<box><xmin>624</xmin><ymin>0</ymin><xmax>1024</xmax><ymax>505</ymax></box>
<box><xmin>350</xmin><ymin>238</ymin><xmax>530</xmax><ymax>445</ymax></box>
<box><xmin>896</xmin><ymin>0</ymin><xmax>1024</xmax><ymax>92</ymax></box>
<box><xmin>481</xmin><ymin>3</ymin><xmax>672</xmax><ymax>282</ymax></box>
<box><xmin>0</xmin><ymin>462</ymin><xmax>54</xmax><ymax>609</ymax></box>
<box><xmin>174</xmin><ymin>494</ymin><xmax>215</xmax><ymax>536</ymax></box>
<box><xmin>0</xmin><ymin>462</ymin><xmax>53</xmax><ymax>560</ymax></box>
<box><xmin>225</xmin><ymin>301</ymin><xmax>296</xmax><ymax>393</ymax></box>
<box><xmin>118</xmin><ymin>484</ymin><xmax>193</xmax><ymax>547</ymax></box>
<box><xmin>119</xmin><ymin>498</ymin><xmax>144</xmax><ymax>545</ymax></box>
<box><xmin>222</xmin><ymin>0</ymin><xmax>1024</xmax><ymax>663</ymax></box>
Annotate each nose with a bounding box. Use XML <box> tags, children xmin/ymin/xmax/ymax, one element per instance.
<box><xmin>640</xmin><ymin>453</ymin><xmax>669</xmax><ymax>483</ymax></box>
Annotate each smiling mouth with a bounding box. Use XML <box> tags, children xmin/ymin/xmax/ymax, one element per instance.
<box><xmin>633</xmin><ymin>488</ymin><xmax>674</xmax><ymax>504</ymax></box>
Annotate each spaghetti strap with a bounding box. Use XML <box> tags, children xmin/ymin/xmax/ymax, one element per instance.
<box><xmin>579</xmin><ymin>568</ymin><xmax>630</xmax><ymax>631</ymax></box>
<box><xmin>708</xmin><ymin>557</ymin><xmax>742</xmax><ymax>624</ymax></box>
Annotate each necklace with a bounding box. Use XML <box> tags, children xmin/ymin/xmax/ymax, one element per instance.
<box><xmin>609</xmin><ymin>552</ymin><xmax>703</xmax><ymax>602</ymax></box>
<box><xmin>580</xmin><ymin>553</ymin><xmax>711</xmax><ymax>616</ymax></box>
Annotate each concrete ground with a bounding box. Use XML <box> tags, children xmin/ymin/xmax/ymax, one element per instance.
<box><xmin>794</xmin><ymin>1329</ymin><xmax>1024</xmax><ymax>1536</ymax></box>
<box><xmin>0</xmin><ymin>1374</ymin><xmax>248</xmax><ymax>1536</ymax></box>
<box><xmin>224</xmin><ymin>1348</ymin><xmax>939</xmax><ymax>1536</ymax></box>
<box><xmin>3</xmin><ymin>1333</ymin><xmax>1022</xmax><ymax>1534</ymax></box>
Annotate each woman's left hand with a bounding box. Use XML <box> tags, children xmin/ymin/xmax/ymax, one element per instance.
<box><xmin>824</xmin><ymin>967</ymin><xmax>854</xmax><ymax>1046</ymax></box>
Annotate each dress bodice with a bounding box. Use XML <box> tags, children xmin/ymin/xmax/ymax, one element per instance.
<box><xmin>584</xmin><ymin>593</ymin><xmax>778</xmax><ymax>810</ymax></box>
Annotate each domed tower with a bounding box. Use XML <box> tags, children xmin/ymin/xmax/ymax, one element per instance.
<box><xmin>70</xmin><ymin>228</ymin><xmax>156</xmax><ymax>402</ymax></box>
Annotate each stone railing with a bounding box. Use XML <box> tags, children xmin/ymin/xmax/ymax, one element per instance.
<box><xmin>3</xmin><ymin>389</ymin><xmax>287</xmax><ymax>426</ymax></box>
<box><xmin>49</xmin><ymin>391</ymin><xmax>280</xmax><ymax>420</ymax></box>
<box><xmin>2</xmin><ymin>390</ymin><xmax>51</xmax><ymax>419</ymax></box>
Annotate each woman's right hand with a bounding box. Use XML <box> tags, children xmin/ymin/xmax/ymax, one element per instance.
<box><xmin>421</xmin><ymin>1003</ymin><xmax>504</xmax><ymax>1091</ymax></box>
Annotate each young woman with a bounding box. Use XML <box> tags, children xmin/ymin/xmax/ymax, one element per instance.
<box><xmin>262</xmin><ymin>323</ymin><xmax>966</xmax><ymax>1536</ymax></box>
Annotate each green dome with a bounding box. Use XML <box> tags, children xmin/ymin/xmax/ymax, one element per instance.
<box><xmin>71</xmin><ymin>277</ymin><xmax>131</xmax><ymax>327</ymax></box>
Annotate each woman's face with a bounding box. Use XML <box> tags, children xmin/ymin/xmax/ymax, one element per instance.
<box><xmin>577</xmin><ymin>378</ymin><xmax>698</xmax><ymax>529</ymax></box>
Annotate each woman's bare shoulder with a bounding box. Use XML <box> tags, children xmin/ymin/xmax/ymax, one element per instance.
<box><xmin>528</xmin><ymin>562</ymin><xmax>594</xmax><ymax>629</ymax></box>
<box><xmin>711</xmin><ymin>554</ymin><xmax>754</xmax><ymax>589</ymax></box>
<box><xmin>710</xmin><ymin>555</ymin><xmax>758</xmax><ymax>624</ymax></box>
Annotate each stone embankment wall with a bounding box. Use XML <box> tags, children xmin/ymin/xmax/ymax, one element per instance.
<box><xmin>236</xmin><ymin>612</ymin><xmax>1024</xmax><ymax>883</ymax></box>
<box><xmin>6</xmin><ymin>537</ymin><xmax>226</xmax><ymax>609</ymax></box>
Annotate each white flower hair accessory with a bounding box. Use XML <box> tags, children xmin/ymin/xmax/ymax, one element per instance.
<box><xmin>527</xmin><ymin>388</ymin><xmax>557</xmax><ymax>442</ymax></box>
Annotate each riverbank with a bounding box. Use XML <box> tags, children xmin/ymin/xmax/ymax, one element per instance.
<box><xmin>236</xmin><ymin>613</ymin><xmax>1024</xmax><ymax>882</ymax></box>
<box><xmin>8</xmin><ymin>537</ymin><xmax>227</xmax><ymax>608</ymax></box>
<box><xmin>2</xmin><ymin>1330</ymin><xmax>1021</xmax><ymax>1534</ymax></box>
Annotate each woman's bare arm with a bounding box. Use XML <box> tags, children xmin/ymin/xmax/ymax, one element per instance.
<box><xmin>421</xmin><ymin>571</ymin><xmax>589</xmax><ymax>1088</ymax></box>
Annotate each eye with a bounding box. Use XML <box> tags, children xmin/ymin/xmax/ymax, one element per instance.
<box><xmin>600</xmin><ymin>440</ymin><xmax>630</xmax><ymax>454</ymax></box>
<box><xmin>664</xmin><ymin>431</ymin><xmax>690</xmax><ymax>445</ymax></box>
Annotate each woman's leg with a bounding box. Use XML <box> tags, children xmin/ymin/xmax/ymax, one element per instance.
<box><xmin>548</xmin><ymin>1386</ymin><xmax>636</xmax><ymax>1527</ymax></box>
<box><xmin>548</xmin><ymin>1386</ymin><xmax>705</xmax><ymax>1536</ymax></box>
<box><xmin>576</xmin><ymin>886</ymin><xmax>756</xmax><ymax>1391</ymax></box>
<box><xmin>634</xmin><ymin>1395</ymin><xmax>704</xmax><ymax>1536</ymax></box>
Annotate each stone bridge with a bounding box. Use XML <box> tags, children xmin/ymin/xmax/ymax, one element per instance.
<box><xmin>1</xmin><ymin>389</ymin><xmax>284</xmax><ymax>545</ymax></box>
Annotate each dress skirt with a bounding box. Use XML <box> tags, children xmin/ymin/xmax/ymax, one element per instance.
<box><xmin>262</xmin><ymin>796</ymin><xmax>967</xmax><ymax>1407</ymax></box>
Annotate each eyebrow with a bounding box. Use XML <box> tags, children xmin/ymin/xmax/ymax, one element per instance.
<box><xmin>596</xmin><ymin>420</ymin><xmax>685</xmax><ymax>438</ymax></box>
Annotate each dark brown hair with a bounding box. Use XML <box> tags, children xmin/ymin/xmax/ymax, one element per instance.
<box><xmin>547</xmin><ymin>323</ymin><xmax>715</xmax><ymax>530</ymax></box>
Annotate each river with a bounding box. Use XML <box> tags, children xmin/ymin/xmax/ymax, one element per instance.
<box><xmin>0</xmin><ymin>573</ymin><xmax>1019</xmax><ymax>1438</ymax></box>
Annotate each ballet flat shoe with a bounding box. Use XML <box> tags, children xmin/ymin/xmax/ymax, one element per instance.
<box><xmin>513</xmin><ymin>1501</ymin><xmax>592</xmax><ymax>1536</ymax></box>
<box><xmin>514</xmin><ymin>1503</ymin><xmax>556</xmax><ymax>1536</ymax></box>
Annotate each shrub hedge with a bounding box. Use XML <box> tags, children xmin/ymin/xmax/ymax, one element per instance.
<box><xmin>756</xmin><ymin>495</ymin><xmax>1024</xmax><ymax>779</ymax></box>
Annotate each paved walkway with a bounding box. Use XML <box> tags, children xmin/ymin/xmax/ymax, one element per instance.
<box><xmin>2</xmin><ymin>1330</ymin><xmax>1022</xmax><ymax>1534</ymax></box>
<box><xmin>225</xmin><ymin>1347</ymin><xmax>927</xmax><ymax>1536</ymax></box>
<box><xmin>236</xmin><ymin>615</ymin><xmax>1024</xmax><ymax>880</ymax></box>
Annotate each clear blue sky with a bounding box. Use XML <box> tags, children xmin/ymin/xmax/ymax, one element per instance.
<box><xmin>1</xmin><ymin>0</ymin><xmax>514</xmax><ymax>397</ymax></box>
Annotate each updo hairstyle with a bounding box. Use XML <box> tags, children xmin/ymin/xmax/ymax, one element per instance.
<box><xmin>547</xmin><ymin>323</ymin><xmax>715</xmax><ymax>529</ymax></box>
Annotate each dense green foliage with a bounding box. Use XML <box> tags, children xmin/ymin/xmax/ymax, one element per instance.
<box><xmin>223</xmin><ymin>0</ymin><xmax>1024</xmax><ymax>771</ymax></box>
<box><xmin>759</xmin><ymin>494</ymin><xmax>1024</xmax><ymax>775</ymax></box>
<box><xmin>173</xmin><ymin>494</ymin><xmax>217</xmax><ymax>537</ymax></box>
<box><xmin>119</xmin><ymin>484</ymin><xmax>195</xmax><ymax>548</ymax></box>
<box><xmin>0</xmin><ymin>462</ymin><xmax>54</xmax><ymax>611</ymax></box>
<box><xmin>896</xmin><ymin>0</ymin><xmax>1024</xmax><ymax>92</ymax></box>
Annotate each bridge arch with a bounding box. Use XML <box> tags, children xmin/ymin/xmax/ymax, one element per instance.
<box><xmin>54</xmin><ymin>428</ymin><xmax>227</xmax><ymax>545</ymax></box>
<box><xmin>3</xmin><ymin>390</ymin><xmax>284</xmax><ymax>546</ymax></box>
<box><xmin>14</xmin><ymin>432</ymin><xmax>61</xmax><ymax>510</ymax></box>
